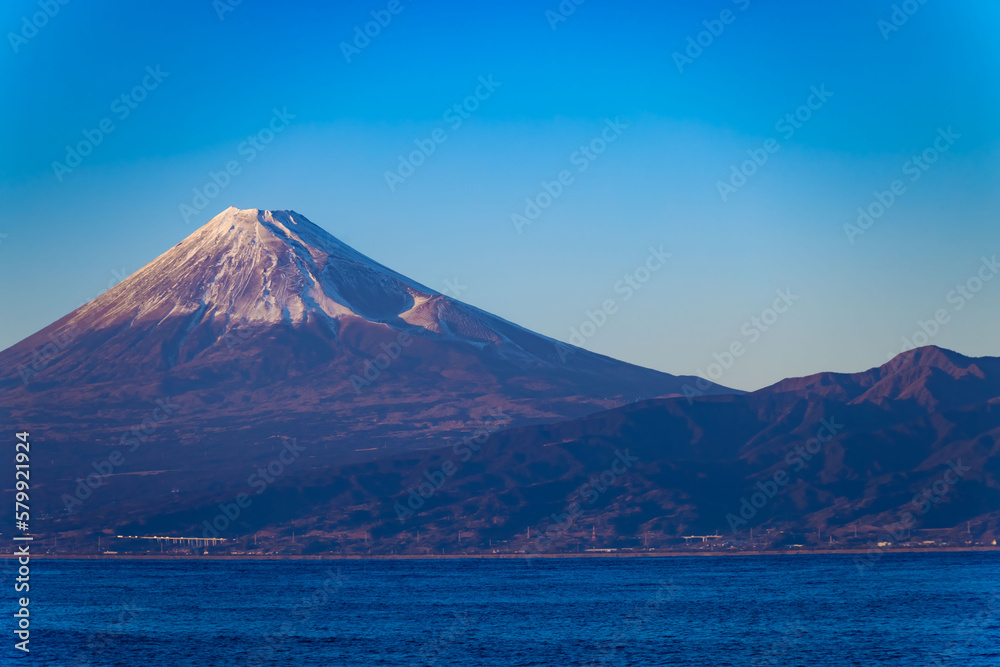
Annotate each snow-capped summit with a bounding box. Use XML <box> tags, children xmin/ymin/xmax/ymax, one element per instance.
<box><xmin>82</xmin><ymin>207</ymin><xmax>434</xmax><ymax>331</ymax></box>
<box><xmin>78</xmin><ymin>207</ymin><xmax>563</xmax><ymax>355</ymax></box>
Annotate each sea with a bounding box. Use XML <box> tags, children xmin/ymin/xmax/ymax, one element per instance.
<box><xmin>6</xmin><ymin>553</ymin><xmax>999</xmax><ymax>666</ymax></box>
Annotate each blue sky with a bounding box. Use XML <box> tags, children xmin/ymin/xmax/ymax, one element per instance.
<box><xmin>1</xmin><ymin>0</ymin><xmax>998</xmax><ymax>390</ymax></box>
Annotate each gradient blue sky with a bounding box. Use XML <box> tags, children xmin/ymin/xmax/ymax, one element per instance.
<box><xmin>2</xmin><ymin>0</ymin><xmax>998</xmax><ymax>390</ymax></box>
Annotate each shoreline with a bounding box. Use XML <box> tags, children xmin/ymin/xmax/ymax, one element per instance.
<box><xmin>5</xmin><ymin>546</ymin><xmax>999</xmax><ymax>561</ymax></box>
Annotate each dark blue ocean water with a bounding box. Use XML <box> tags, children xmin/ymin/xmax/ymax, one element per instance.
<box><xmin>4</xmin><ymin>553</ymin><xmax>999</xmax><ymax>666</ymax></box>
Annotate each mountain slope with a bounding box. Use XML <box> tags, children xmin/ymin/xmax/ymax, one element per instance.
<box><xmin>353</xmin><ymin>345</ymin><xmax>996</xmax><ymax>549</ymax></box>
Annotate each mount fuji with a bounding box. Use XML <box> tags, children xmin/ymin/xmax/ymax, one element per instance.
<box><xmin>0</xmin><ymin>207</ymin><xmax>733</xmax><ymax>527</ymax></box>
